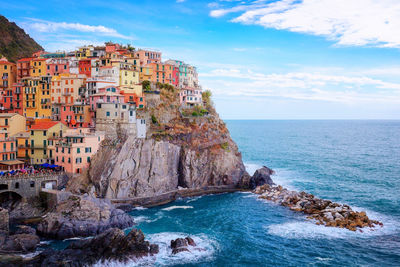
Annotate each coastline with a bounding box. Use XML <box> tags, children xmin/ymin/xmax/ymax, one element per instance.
<box><xmin>112</xmin><ymin>186</ymin><xmax>249</xmax><ymax>209</ymax></box>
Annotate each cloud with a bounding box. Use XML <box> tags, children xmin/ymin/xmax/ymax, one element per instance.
<box><xmin>209</xmin><ymin>0</ymin><xmax>400</xmax><ymax>48</ymax></box>
<box><xmin>200</xmin><ymin>68</ymin><xmax>400</xmax><ymax>103</ymax></box>
<box><xmin>22</xmin><ymin>18</ymin><xmax>132</xmax><ymax>40</ymax></box>
<box><xmin>176</xmin><ymin>0</ymin><xmax>185</xmax><ymax>2</ymax></box>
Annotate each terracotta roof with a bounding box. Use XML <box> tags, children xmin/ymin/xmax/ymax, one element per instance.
<box><xmin>17</xmin><ymin>57</ymin><xmax>34</xmax><ymax>62</ymax></box>
<box><xmin>30</xmin><ymin>121</ymin><xmax>60</xmax><ymax>130</ymax></box>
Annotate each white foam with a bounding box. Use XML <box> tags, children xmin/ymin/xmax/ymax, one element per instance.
<box><xmin>186</xmin><ymin>195</ymin><xmax>203</xmax><ymax>203</ymax></box>
<box><xmin>93</xmin><ymin>232</ymin><xmax>217</xmax><ymax>266</ymax></box>
<box><xmin>132</xmin><ymin>206</ymin><xmax>148</xmax><ymax>210</ymax></box>
<box><xmin>162</xmin><ymin>205</ymin><xmax>194</xmax><ymax>211</ymax></box>
<box><xmin>266</xmin><ymin>207</ymin><xmax>399</xmax><ymax>239</ymax></box>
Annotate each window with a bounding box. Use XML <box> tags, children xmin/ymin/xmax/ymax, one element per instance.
<box><xmin>87</xmin><ymin>157</ymin><xmax>91</xmax><ymax>163</ymax></box>
<box><xmin>43</xmin><ymin>130</ymin><xmax>47</xmax><ymax>136</ymax></box>
<box><xmin>31</xmin><ymin>130</ymin><xmax>34</xmax><ymax>136</ymax></box>
<box><xmin>106</xmin><ymin>111</ymin><xmax>110</xmax><ymax>117</ymax></box>
<box><xmin>77</xmin><ymin>148</ymin><xmax>80</xmax><ymax>153</ymax></box>
<box><xmin>30</xmin><ymin>181</ymin><xmax>35</xmax><ymax>188</ymax></box>
<box><xmin>15</xmin><ymin>182</ymin><xmax>19</xmax><ymax>189</ymax></box>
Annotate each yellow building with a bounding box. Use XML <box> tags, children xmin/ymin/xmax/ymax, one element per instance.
<box><xmin>22</xmin><ymin>76</ymin><xmax>52</xmax><ymax>119</ymax></box>
<box><xmin>0</xmin><ymin>57</ymin><xmax>16</xmax><ymax>89</ymax></box>
<box><xmin>75</xmin><ymin>46</ymin><xmax>93</xmax><ymax>59</ymax></box>
<box><xmin>30</xmin><ymin>58</ymin><xmax>47</xmax><ymax>77</ymax></box>
<box><xmin>139</xmin><ymin>66</ymin><xmax>153</xmax><ymax>82</ymax></box>
<box><xmin>29</xmin><ymin>121</ymin><xmax>69</xmax><ymax>164</ymax></box>
<box><xmin>0</xmin><ymin>113</ymin><xmax>26</xmax><ymax>136</ymax></box>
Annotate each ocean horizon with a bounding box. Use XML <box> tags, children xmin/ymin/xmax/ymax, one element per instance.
<box><xmin>125</xmin><ymin>120</ymin><xmax>400</xmax><ymax>266</ymax></box>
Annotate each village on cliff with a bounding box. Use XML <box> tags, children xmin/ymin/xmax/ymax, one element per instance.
<box><xmin>0</xmin><ymin>43</ymin><xmax>203</xmax><ymax>188</ymax></box>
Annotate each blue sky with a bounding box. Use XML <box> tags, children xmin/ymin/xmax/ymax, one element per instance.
<box><xmin>1</xmin><ymin>0</ymin><xmax>400</xmax><ymax>119</ymax></box>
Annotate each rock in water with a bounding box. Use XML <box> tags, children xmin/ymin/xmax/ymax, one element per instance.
<box><xmin>249</xmin><ymin>167</ymin><xmax>275</xmax><ymax>189</ymax></box>
<box><xmin>1</xmin><ymin>234</ymin><xmax>40</xmax><ymax>252</ymax></box>
<box><xmin>170</xmin><ymin>237</ymin><xmax>197</xmax><ymax>254</ymax></box>
<box><xmin>254</xmin><ymin>184</ymin><xmax>383</xmax><ymax>231</ymax></box>
<box><xmin>28</xmin><ymin>228</ymin><xmax>158</xmax><ymax>266</ymax></box>
<box><xmin>37</xmin><ymin>195</ymin><xmax>134</xmax><ymax>239</ymax></box>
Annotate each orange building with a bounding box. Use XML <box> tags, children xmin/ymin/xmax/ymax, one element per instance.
<box><xmin>148</xmin><ymin>63</ymin><xmax>166</xmax><ymax>84</ymax></box>
<box><xmin>0</xmin><ymin>57</ymin><xmax>16</xmax><ymax>89</ymax></box>
<box><xmin>0</xmin><ymin>130</ymin><xmax>24</xmax><ymax>171</ymax></box>
<box><xmin>17</xmin><ymin>58</ymin><xmax>33</xmax><ymax>81</ymax></box>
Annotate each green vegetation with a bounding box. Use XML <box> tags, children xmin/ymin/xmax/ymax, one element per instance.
<box><xmin>202</xmin><ymin>90</ymin><xmax>212</xmax><ymax>107</ymax></box>
<box><xmin>0</xmin><ymin>15</ymin><xmax>44</xmax><ymax>62</ymax></box>
<box><xmin>142</xmin><ymin>80</ymin><xmax>151</xmax><ymax>91</ymax></box>
<box><xmin>151</xmin><ymin>114</ymin><xmax>158</xmax><ymax>124</ymax></box>
<box><xmin>220</xmin><ymin>142</ymin><xmax>229</xmax><ymax>151</ymax></box>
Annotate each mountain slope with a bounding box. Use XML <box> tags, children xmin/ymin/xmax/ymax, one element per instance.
<box><xmin>0</xmin><ymin>15</ymin><xmax>43</xmax><ymax>62</ymax></box>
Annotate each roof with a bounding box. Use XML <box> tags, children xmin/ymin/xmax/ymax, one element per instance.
<box><xmin>0</xmin><ymin>160</ymin><xmax>24</xmax><ymax>165</ymax></box>
<box><xmin>17</xmin><ymin>57</ymin><xmax>34</xmax><ymax>62</ymax></box>
<box><xmin>32</xmin><ymin>58</ymin><xmax>47</xmax><ymax>61</ymax></box>
<box><xmin>0</xmin><ymin>113</ymin><xmax>19</xmax><ymax>118</ymax></box>
<box><xmin>30</xmin><ymin>121</ymin><xmax>61</xmax><ymax>130</ymax></box>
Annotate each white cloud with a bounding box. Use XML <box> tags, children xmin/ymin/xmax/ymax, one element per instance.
<box><xmin>200</xmin><ymin>68</ymin><xmax>400</xmax><ymax>103</ymax></box>
<box><xmin>23</xmin><ymin>18</ymin><xmax>132</xmax><ymax>40</ymax></box>
<box><xmin>210</xmin><ymin>0</ymin><xmax>400</xmax><ymax>48</ymax></box>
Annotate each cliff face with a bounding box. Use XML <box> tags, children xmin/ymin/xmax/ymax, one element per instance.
<box><xmin>68</xmin><ymin>89</ymin><xmax>249</xmax><ymax>199</ymax></box>
<box><xmin>0</xmin><ymin>15</ymin><xmax>43</xmax><ymax>62</ymax></box>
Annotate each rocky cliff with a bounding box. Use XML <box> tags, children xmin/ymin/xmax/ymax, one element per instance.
<box><xmin>0</xmin><ymin>15</ymin><xmax>43</xmax><ymax>62</ymax></box>
<box><xmin>68</xmin><ymin>88</ymin><xmax>250</xmax><ymax>200</ymax></box>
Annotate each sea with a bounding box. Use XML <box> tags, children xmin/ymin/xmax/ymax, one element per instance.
<box><xmin>62</xmin><ymin>120</ymin><xmax>400</xmax><ymax>266</ymax></box>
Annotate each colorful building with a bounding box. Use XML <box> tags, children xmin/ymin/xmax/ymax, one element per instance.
<box><xmin>89</xmin><ymin>86</ymin><xmax>124</xmax><ymax>111</ymax></box>
<box><xmin>0</xmin><ymin>130</ymin><xmax>24</xmax><ymax>171</ymax></box>
<box><xmin>52</xmin><ymin>128</ymin><xmax>104</xmax><ymax>174</ymax></box>
<box><xmin>179</xmin><ymin>88</ymin><xmax>203</xmax><ymax>107</ymax></box>
<box><xmin>46</xmin><ymin>58</ymin><xmax>70</xmax><ymax>76</ymax></box>
<box><xmin>0</xmin><ymin>57</ymin><xmax>16</xmax><ymax>89</ymax></box>
<box><xmin>30</xmin><ymin>58</ymin><xmax>47</xmax><ymax>77</ymax></box>
<box><xmin>0</xmin><ymin>113</ymin><xmax>26</xmax><ymax>136</ymax></box>
<box><xmin>79</xmin><ymin>59</ymin><xmax>92</xmax><ymax>77</ymax></box>
<box><xmin>16</xmin><ymin>58</ymin><xmax>33</xmax><ymax>81</ymax></box>
<box><xmin>28</xmin><ymin>120</ymin><xmax>69</xmax><ymax>165</ymax></box>
<box><xmin>135</xmin><ymin>49</ymin><xmax>161</xmax><ymax>65</ymax></box>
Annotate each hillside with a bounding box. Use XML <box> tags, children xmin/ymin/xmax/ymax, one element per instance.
<box><xmin>0</xmin><ymin>15</ymin><xmax>43</xmax><ymax>62</ymax></box>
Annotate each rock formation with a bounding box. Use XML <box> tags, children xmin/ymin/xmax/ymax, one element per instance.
<box><xmin>254</xmin><ymin>178</ymin><xmax>383</xmax><ymax>231</ymax></box>
<box><xmin>170</xmin><ymin>237</ymin><xmax>197</xmax><ymax>254</ymax></box>
<box><xmin>14</xmin><ymin>228</ymin><xmax>158</xmax><ymax>266</ymax></box>
<box><xmin>0</xmin><ymin>208</ymin><xmax>8</xmax><ymax>233</ymax></box>
<box><xmin>249</xmin><ymin>166</ymin><xmax>275</xmax><ymax>189</ymax></box>
<box><xmin>68</xmin><ymin>89</ymin><xmax>250</xmax><ymax>200</ymax></box>
<box><xmin>37</xmin><ymin>195</ymin><xmax>134</xmax><ymax>239</ymax></box>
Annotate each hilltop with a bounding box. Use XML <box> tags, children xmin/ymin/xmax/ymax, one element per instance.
<box><xmin>0</xmin><ymin>15</ymin><xmax>43</xmax><ymax>62</ymax></box>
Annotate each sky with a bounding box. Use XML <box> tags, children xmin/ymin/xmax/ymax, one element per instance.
<box><xmin>1</xmin><ymin>0</ymin><xmax>400</xmax><ymax>119</ymax></box>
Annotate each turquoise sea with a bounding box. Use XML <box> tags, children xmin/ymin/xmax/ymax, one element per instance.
<box><xmin>121</xmin><ymin>120</ymin><xmax>400</xmax><ymax>266</ymax></box>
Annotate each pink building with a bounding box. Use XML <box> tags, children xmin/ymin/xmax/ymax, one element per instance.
<box><xmin>89</xmin><ymin>86</ymin><xmax>125</xmax><ymax>111</ymax></box>
<box><xmin>135</xmin><ymin>49</ymin><xmax>161</xmax><ymax>65</ymax></box>
<box><xmin>52</xmin><ymin>128</ymin><xmax>104</xmax><ymax>174</ymax></box>
<box><xmin>179</xmin><ymin>88</ymin><xmax>203</xmax><ymax>107</ymax></box>
<box><xmin>46</xmin><ymin>58</ymin><xmax>70</xmax><ymax>76</ymax></box>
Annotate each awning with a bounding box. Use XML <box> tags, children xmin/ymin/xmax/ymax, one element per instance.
<box><xmin>41</xmin><ymin>163</ymin><xmax>50</xmax><ymax>168</ymax></box>
<box><xmin>0</xmin><ymin>160</ymin><xmax>24</xmax><ymax>166</ymax></box>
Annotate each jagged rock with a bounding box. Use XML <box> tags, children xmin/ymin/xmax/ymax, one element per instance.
<box><xmin>254</xmin><ymin>183</ymin><xmax>383</xmax><ymax>231</ymax></box>
<box><xmin>1</xmin><ymin>234</ymin><xmax>40</xmax><ymax>252</ymax></box>
<box><xmin>28</xmin><ymin>228</ymin><xmax>158</xmax><ymax>266</ymax></box>
<box><xmin>249</xmin><ymin>167</ymin><xmax>275</xmax><ymax>189</ymax></box>
<box><xmin>37</xmin><ymin>195</ymin><xmax>134</xmax><ymax>239</ymax></box>
<box><xmin>170</xmin><ymin>237</ymin><xmax>197</xmax><ymax>254</ymax></box>
<box><xmin>13</xmin><ymin>225</ymin><xmax>36</xmax><ymax>236</ymax></box>
<box><xmin>67</xmin><ymin>99</ymin><xmax>249</xmax><ymax>200</ymax></box>
<box><xmin>0</xmin><ymin>208</ymin><xmax>9</xmax><ymax>233</ymax></box>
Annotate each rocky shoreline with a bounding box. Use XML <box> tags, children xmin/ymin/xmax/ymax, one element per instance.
<box><xmin>253</xmin><ymin>167</ymin><xmax>383</xmax><ymax>231</ymax></box>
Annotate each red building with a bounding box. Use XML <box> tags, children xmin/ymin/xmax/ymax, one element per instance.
<box><xmin>16</xmin><ymin>58</ymin><xmax>33</xmax><ymax>81</ymax></box>
<box><xmin>79</xmin><ymin>59</ymin><xmax>91</xmax><ymax>77</ymax></box>
<box><xmin>120</xmin><ymin>90</ymin><xmax>146</xmax><ymax>109</ymax></box>
<box><xmin>60</xmin><ymin>104</ymin><xmax>91</xmax><ymax>128</ymax></box>
<box><xmin>12</xmin><ymin>83</ymin><xmax>24</xmax><ymax>115</ymax></box>
<box><xmin>46</xmin><ymin>58</ymin><xmax>70</xmax><ymax>76</ymax></box>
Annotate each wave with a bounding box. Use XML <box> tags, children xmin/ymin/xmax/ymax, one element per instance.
<box><xmin>162</xmin><ymin>205</ymin><xmax>194</xmax><ymax>211</ymax></box>
<box><xmin>186</xmin><ymin>195</ymin><xmax>203</xmax><ymax>203</ymax></box>
<box><xmin>132</xmin><ymin>206</ymin><xmax>148</xmax><ymax>210</ymax></box>
<box><xmin>93</xmin><ymin>232</ymin><xmax>217</xmax><ymax>266</ymax></box>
